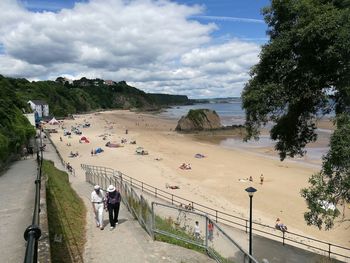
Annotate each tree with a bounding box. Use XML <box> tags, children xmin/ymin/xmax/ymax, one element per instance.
<box><xmin>242</xmin><ymin>0</ymin><xmax>350</xmax><ymax>229</ymax></box>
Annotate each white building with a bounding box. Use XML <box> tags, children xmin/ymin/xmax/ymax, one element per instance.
<box><xmin>28</xmin><ymin>100</ymin><xmax>49</xmax><ymax>118</ymax></box>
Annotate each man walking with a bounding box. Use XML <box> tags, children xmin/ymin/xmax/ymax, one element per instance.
<box><xmin>105</xmin><ymin>185</ymin><xmax>121</xmax><ymax>230</ymax></box>
<box><xmin>91</xmin><ymin>185</ymin><xmax>104</xmax><ymax>230</ymax></box>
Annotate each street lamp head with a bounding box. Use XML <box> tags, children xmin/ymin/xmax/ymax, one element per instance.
<box><xmin>245</xmin><ymin>186</ymin><xmax>257</xmax><ymax>197</ymax></box>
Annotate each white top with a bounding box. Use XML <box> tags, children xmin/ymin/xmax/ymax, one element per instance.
<box><xmin>91</xmin><ymin>190</ymin><xmax>104</xmax><ymax>203</ymax></box>
<box><xmin>194</xmin><ymin>224</ymin><xmax>200</xmax><ymax>234</ymax></box>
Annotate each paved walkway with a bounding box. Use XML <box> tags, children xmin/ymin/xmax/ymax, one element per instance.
<box><xmin>43</xmin><ymin>136</ymin><xmax>214</xmax><ymax>263</ymax></box>
<box><xmin>0</xmin><ymin>157</ymin><xmax>37</xmax><ymax>263</ymax></box>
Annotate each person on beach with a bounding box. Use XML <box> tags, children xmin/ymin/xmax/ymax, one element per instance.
<box><xmin>91</xmin><ymin>185</ymin><xmax>104</xmax><ymax>230</ymax></box>
<box><xmin>249</xmin><ymin>176</ymin><xmax>253</xmax><ymax>182</ymax></box>
<box><xmin>194</xmin><ymin>221</ymin><xmax>200</xmax><ymax>239</ymax></box>
<box><xmin>260</xmin><ymin>174</ymin><xmax>264</xmax><ymax>185</ymax></box>
<box><xmin>104</xmin><ymin>185</ymin><xmax>121</xmax><ymax>230</ymax></box>
<box><xmin>275</xmin><ymin>218</ymin><xmax>287</xmax><ymax>232</ymax></box>
<box><xmin>208</xmin><ymin>221</ymin><xmax>214</xmax><ymax>241</ymax></box>
<box><xmin>91</xmin><ymin>149</ymin><xmax>94</xmax><ymax>156</ymax></box>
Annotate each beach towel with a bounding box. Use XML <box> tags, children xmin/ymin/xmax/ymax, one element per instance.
<box><xmin>95</xmin><ymin>147</ymin><xmax>104</xmax><ymax>154</ymax></box>
<box><xmin>106</xmin><ymin>142</ymin><xmax>123</xmax><ymax>148</ymax></box>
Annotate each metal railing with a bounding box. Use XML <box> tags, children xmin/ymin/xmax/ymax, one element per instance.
<box><xmin>23</xmin><ymin>131</ymin><xmax>43</xmax><ymax>263</ymax></box>
<box><xmin>152</xmin><ymin>202</ymin><xmax>259</xmax><ymax>263</ymax></box>
<box><xmin>83</xmin><ymin>165</ymin><xmax>257</xmax><ymax>263</ymax></box>
<box><xmin>81</xmin><ymin>163</ymin><xmax>350</xmax><ymax>262</ymax></box>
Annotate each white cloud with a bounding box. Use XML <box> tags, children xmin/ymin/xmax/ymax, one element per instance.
<box><xmin>0</xmin><ymin>0</ymin><xmax>261</xmax><ymax>98</ymax></box>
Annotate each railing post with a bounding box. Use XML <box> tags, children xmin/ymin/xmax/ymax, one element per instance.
<box><xmin>245</xmin><ymin>220</ymin><xmax>248</xmax><ymax>233</ymax></box>
<box><xmin>205</xmin><ymin>216</ymin><xmax>208</xmax><ymax>249</ymax></box>
<box><xmin>155</xmin><ymin>188</ymin><xmax>157</xmax><ymax>198</ymax></box>
<box><xmin>215</xmin><ymin>210</ymin><xmax>218</xmax><ymax>223</ymax></box>
<box><xmin>328</xmin><ymin>243</ymin><xmax>331</xmax><ymax>258</ymax></box>
<box><xmin>282</xmin><ymin>231</ymin><xmax>285</xmax><ymax>245</ymax></box>
<box><xmin>151</xmin><ymin>202</ymin><xmax>155</xmax><ymax>240</ymax></box>
<box><xmin>171</xmin><ymin>194</ymin><xmax>173</xmax><ymax>205</ymax></box>
<box><xmin>142</xmin><ymin>182</ymin><xmax>144</xmax><ymax>192</ymax></box>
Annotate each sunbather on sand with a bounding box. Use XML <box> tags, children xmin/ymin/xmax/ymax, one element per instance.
<box><xmin>165</xmin><ymin>183</ymin><xmax>180</xmax><ymax>189</ymax></box>
<box><xmin>275</xmin><ymin>218</ymin><xmax>288</xmax><ymax>232</ymax></box>
<box><xmin>179</xmin><ymin>163</ymin><xmax>191</xmax><ymax>170</ymax></box>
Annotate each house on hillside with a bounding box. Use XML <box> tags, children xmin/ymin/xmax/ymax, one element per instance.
<box><xmin>56</xmin><ymin>77</ymin><xmax>73</xmax><ymax>84</ymax></box>
<box><xmin>28</xmin><ymin>100</ymin><xmax>49</xmax><ymax>118</ymax></box>
<box><xmin>104</xmin><ymin>80</ymin><xmax>115</xmax><ymax>86</ymax></box>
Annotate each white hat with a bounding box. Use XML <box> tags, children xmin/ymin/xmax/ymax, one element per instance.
<box><xmin>107</xmin><ymin>185</ymin><xmax>116</xmax><ymax>192</ymax></box>
<box><xmin>94</xmin><ymin>185</ymin><xmax>100</xmax><ymax>190</ymax></box>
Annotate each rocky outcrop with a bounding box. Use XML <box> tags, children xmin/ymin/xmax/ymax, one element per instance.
<box><xmin>175</xmin><ymin>109</ymin><xmax>222</xmax><ymax>131</ymax></box>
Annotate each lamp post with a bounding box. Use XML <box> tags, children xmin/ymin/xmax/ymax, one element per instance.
<box><xmin>245</xmin><ymin>186</ymin><xmax>257</xmax><ymax>262</ymax></box>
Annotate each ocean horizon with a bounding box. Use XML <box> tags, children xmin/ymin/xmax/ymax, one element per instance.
<box><xmin>158</xmin><ymin>100</ymin><xmax>245</xmax><ymax>126</ymax></box>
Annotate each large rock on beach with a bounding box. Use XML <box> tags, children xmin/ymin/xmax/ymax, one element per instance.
<box><xmin>175</xmin><ymin>109</ymin><xmax>222</xmax><ymax>131</ymax></box>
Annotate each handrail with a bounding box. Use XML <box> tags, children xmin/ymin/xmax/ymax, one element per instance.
<box><xmin>81</xmin><ymin>163</ymin><xmax>350</xmax><ymax>261</ymax></box>
<box><xmin>24</xmin><ymin>130</ymin><xmax>43</xmax><ymax>263</ymax></box>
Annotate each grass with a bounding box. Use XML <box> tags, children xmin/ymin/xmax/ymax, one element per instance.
<box><xmin>154</xmin><ymin>216</ymin><xmax>233</xmax><ymax>262</ymax></box>
<box><xmin>44</xmin><ymin>160</ymin><xmax>86</xmax><ymax>263</ymax></box>
<box><xmin>154</xmin><ymin>215</ymin><xmax>207</xmax><ymax>254</ymax></box>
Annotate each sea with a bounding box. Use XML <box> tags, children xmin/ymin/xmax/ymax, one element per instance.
<box><xmin>157</xmin><ymin>100</ymin><xmax>331</xmax><ymax>167</ymax></box>
<box><xmin>158</xmin><ymin>100</ymin><xmax>245</xmax><ymax>126</ymax></box>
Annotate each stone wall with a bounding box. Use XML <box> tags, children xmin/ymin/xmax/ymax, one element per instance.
<box><xmin>38</xmin><ymin>177</ymin><xmax>51</xmax><ymax>263</ymax></box>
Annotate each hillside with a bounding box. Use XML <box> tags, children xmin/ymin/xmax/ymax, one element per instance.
<box><xmin>0</xmin><ymin>76</ymin><xmax>36</xmax><ymax>167</ymax></box>
<box><xmin>13</xmin><ymin>76</ymin><xmax>191</xmax><ymax>116</ymax></box>
<box><xmin>0</xmin><ymin>75</ymin><xmax>192</xmax><ymax>165</ymax></box>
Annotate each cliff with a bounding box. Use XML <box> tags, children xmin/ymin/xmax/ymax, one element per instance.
<box><xmin>175</xmin><ymin>109</ymin><xmax>222</xmax><ymax>131</ymax></box>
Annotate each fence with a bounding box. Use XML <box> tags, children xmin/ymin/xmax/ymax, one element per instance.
<box><xmin>152</xmin><ymin>202</ymin><xmax>258</xmax><ymax>263</ymax></box>
<box><xmin>24</xmin><ymin>131</ymin><xmax>43</xmax><ymax>263</ymax></box>
<box><xmin>81</xmin><ymin>163</ymin><xmax>350</xmax><ymax>262</ymax></box>
<box><xmin>83</xmin><ymin>164</ymin><xmax>257</xmax><ymax>263</ymax></box>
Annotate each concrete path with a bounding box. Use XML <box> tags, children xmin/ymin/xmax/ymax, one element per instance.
<box><xmin>0</xmin><ymin>157</ymin><xmax>37</xmax><ymax>263</ymax></box>
<box><xmin>43</xmin><ymin>136</ymin><xmax>214</xmax><ymax>263</ymax></box>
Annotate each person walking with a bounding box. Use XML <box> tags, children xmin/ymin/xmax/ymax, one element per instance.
<box><xmin>91</xmin><ymin>185</ymin><xmax>104</xmax><ymax>230</ymax></box>
<box><xmin>194</xmin><ymin>221</ymin><xmax>200</xmax><ymax>240</ymax></box>
<box><xmin>105</xmin><ymin>185</ymin><xmax>121</xmax><ymax>230</ymax></box>
<box><xmin>260</xmin><ymin>174</ymin><xmax>264</xmax><ymax>185</ymax></box>
<box><xmin>208</xmin><ymin>221</ymin><xmax>214</xmax><ymax>241</ymax></box>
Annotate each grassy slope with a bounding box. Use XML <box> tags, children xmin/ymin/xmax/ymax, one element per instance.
<box><xmin>44</xmin><ymin>160</ymin><xmax>86</xmax><ymax>263</ymax></box>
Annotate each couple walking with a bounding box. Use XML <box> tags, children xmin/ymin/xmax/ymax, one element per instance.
<box><xmin>91</xmin><ymin>184</ymin><xmax>121</xmax><ymax>230</ymax></box>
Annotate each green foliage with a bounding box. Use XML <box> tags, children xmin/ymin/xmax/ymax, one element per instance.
<box><xmin>242</xmin><ymin>1</ymin><xmax>350</xmax><ymax>228</ymax></box>
<box><xmin>187</xmin><ymin>109</ymin><xmax>207</xmax><ymax>126</ymax></box>
<box><xmin>44</xmin><ymin>160</ymin><xmax>86</xmax><ymax>262</ymax></box>
<box><xmin>301</xmin><ymin>114</ymin><xmax>350</xmax><ymax>229</ymax></box>
<box><xmin>243</xmin><ymin>0</ymin><xmax>350</xmax><ymax>159</ymax></box>
<box><xmin>188</xmin><ymin>109</ymin><xmax>219</xmax><ymax>126</ymax></box>
<box><xmin>0</xmin><ymin>75</ymin><xmax>35</xmax><ymax>165</ymax></box>
<box><xmin>149</xmin><ymin>93</ymin><xmax>191</xmax><ymax>106</ymax></box>
<box><xmin>5</xmin><ymin>76</ymin><xmax>191</xmax><ymax>117</ymax></box>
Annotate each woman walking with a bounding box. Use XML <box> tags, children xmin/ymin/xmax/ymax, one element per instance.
<box><xmin>105</xmin><ymin>185</ymin><xmax>121</xmax><ymax>230</ymax></box>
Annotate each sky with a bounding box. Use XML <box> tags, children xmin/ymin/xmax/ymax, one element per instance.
<box><xmin>0</xmin><ymin>0</ymin><xmax>270</xmax><ymax>98</ymax></box>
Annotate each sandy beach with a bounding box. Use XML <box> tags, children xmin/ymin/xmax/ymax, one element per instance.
<box><xmin>47</xmin><ymin>110</ymin><xmax>350</xmax><ymax>249</ymax></box>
